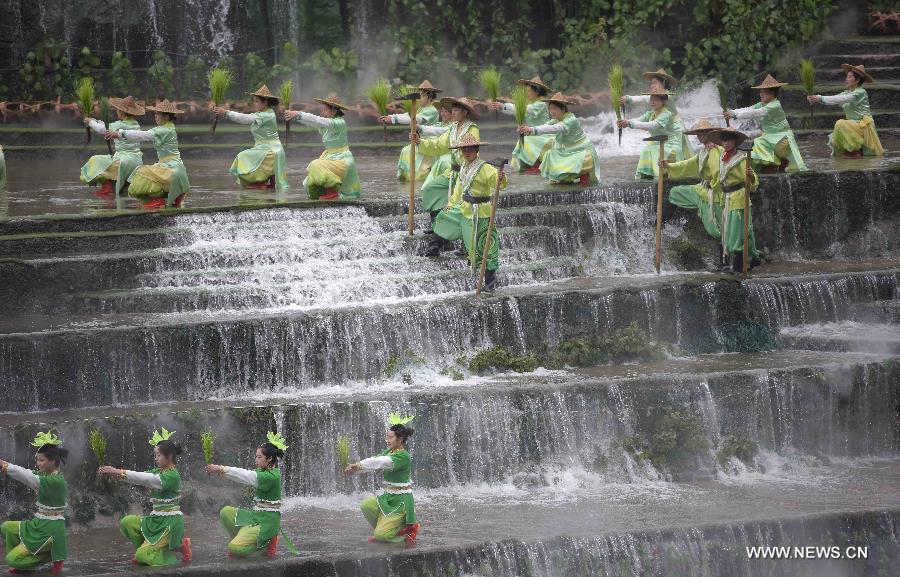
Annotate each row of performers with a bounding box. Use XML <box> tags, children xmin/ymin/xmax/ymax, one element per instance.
<box><xmin>0</xmin><ymin>417</ymin><xmax>418</xmax><ymax>572</ymax></box>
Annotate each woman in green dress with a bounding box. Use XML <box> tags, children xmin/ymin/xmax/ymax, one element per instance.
<box><xmin>519</xmin><ymin>92</ymin><xmax>600</xmax><ymax>185</ymax></box>
<box><xmin>488</xmin><ymin>75</ymin><xmax>554</xmax><ymax>173</ymax></box>
<box><xmin>620</xmin><ymin>68</ymin><xmax>691</xmax><ymax>157</ymax></box>
<box><xmin>284</xmin><ymin>94</ymin><xmax>360</xmax><ymax>200</ymax></box>
<box><xmin>99</xmin><ymin>429</ymin><xmax>192</xmax><ymax>567</ymax></box>
<box><xmin>214</xmin><ymin>85</ymin><xmax>289</xmax><ymax>191</ymax></box>
<box><xmin>205</xmin><ymin>432</ymin><xmax>287</xmax><ymax>558</ymax></box>
<box><xmin>345</xmin><ymin>414</ymin><xmax>419</xmax><ymax>544</ymax></box>
<box><xmin>807</xmin><ymin>63</ymin><xmax>884</xmax><ymax>157</ymax></box>
<box><xmin>106</xmin><ymin>100</ymin><xmax>190</xmax><ymax>209</ymax></box>
<box><xmin>0</xmin><ymin>432</ymin><xmax>68</xmax><ymax>574</ymax></box>
<box><xmin>80</xmin><ymin>96</ymin><xmax>145</xmax><ymax>197</ymax></box>
<box><xmin>380</xmin><ymin>80</ymin><xmax>443</xmax><ymax>181</ymax></box>
<box><xmin>617</xmin><ymin>87</ymin><xmax>683</xmax><ymax>179</ymax></box>
<box><xmin>724</xmin><ymin>74</ymin><xmax>807</xmax><ymax>172</ymax></box>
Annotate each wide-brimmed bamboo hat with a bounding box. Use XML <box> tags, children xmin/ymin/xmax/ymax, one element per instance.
<box><xmin>418</xmin><ymin>80</ymin><xmax>443</xmax><ymax>94</ymax></box>
<box><xmin>643</xmin><ymin>68</ymin><xmax>677</xmax><ymax>86</ymax></box>
<box><xmin>146</xmin><ymin>99</ymin><xmax>184</xmax><ymax>114</ymax></box>
<box><xmin>439</xmin><ymin>96</ymin><xmax>479</xmax><ymax>119</ymax></box>
<box><xmin>841</xmin><ymin>63</ymin><xmax>874</xmax><ymax>84</ymax></box>
<box><xmin>706</xmin><ymin>128</ymin><xmax>749</xmax><ymax>147</ymax></box>
<box><xmin>684</xmin><ymin>119</ymin><xmax>716</xmax><ymax>135</ymax></box>
<box><xmin>641</xmin><ymin>86</ymin><xmax>673</xmax><ymax>97</ymax></box>
<box><xmin>541</xmin><ymin>91</ymin><xmax>576</xmax><ymax>107</ymax></box>
<box><xmin>751</xmin><ymin>74</ymin><xmax>788</xmax><ymax>89</ymax></box>
<box><xmin>517</xmin><ymin>76</ymin><xmax>552</xmax><ymax>92</ymax></box>
<box><xmin>313</xmin><ymin>94</ymin><xmax>350</xmax><ymax>111</ymax></box>
<box><xmin>247</xmin><ymin>84</ymin><xmax>279</xmax><ymax>104</ymax></box>
<box><xmin>449</xmin><ymin>133</ymin><xmax>490</xmax><ymax>149</ymax></box>
<box><xmin>109</xmin><ymin>96</ymin><xmax>145</xmax><ymax>116</ymax></box>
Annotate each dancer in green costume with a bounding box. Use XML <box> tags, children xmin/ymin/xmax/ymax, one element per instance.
<box><xmin>214</xmin><ymin>85</ymin><xmax>289</xmax><ymax>191</ymax></box>
<box><xmin>99</xmin><ymin>429</ymin><xmax>192</xmax><ymax>567</ymax></box>
<box><xmin>620</xmin><ymin>68</ymin><xmax>691</xmax><ymax>158</ymax></box>
<box><xmin>489</xmin><ymin>76</ymin><xmax>554</xmax><ymax>173</ymax></box>
<box><xmin>617</xmin><ymin>87</ymin><xmax>682</xmax><ymax>179</ymax></box>
<box><xmin>345</xmin><ymin>414</ymin><xmax>420</xmax><ymax>544</ymax></box>
<box><xmin>808</xmin><ymin>63</ymin><xmax>884</xmax><ymax>157</ymax></box>
<box><xmin>724</xmin><ymin>74</ymin><xmax>807</xmax><ymax>173</ymax></box>
<box><xmin>285</xmin><ymin>94</ymin><xmax>360</xmax><ymax>200</ymax></box>
<box><xmin>380</xmin><ymin>80</ymin><xmax>443</xmax><ymax>181</ymax></box>
<box><xmin>205</xmin><ymin>432</ymin><xmax>288</xmax><ymax>558</ymax></box>
<box><xmin>0</xmin><ymin>432</ymin><xmax>68</xmax><ymax>574</ymax></box>
<box><xmin>80</xmin><ymin>96</ymin><xmax>145</xmax><ymax>197</ymax></box>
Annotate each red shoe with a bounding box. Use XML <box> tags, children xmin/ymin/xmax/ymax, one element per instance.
<box><xmin>142</xmin><ymin>197</ymin><xmax>166</xmax><ymax>210</ymax></box>
<box><xmin>578</xmin><ymin>173</ymin><xmax>590</xmax><ymax>185</ymax></box>
<box><xmin>179</xmin><ymin>537</ymin><xmax>192</xmax><ymax>563</ymax></box>
<box><xmin>841</xmin><ymin>150</ymin><xmax>862</xmax><ymax>158</ymax></box>
<box><xmin>397</xmin><ymin>523</ymin><xmax>420</xmax><ymax>542</ymax></box>
<box><xmin>267</xmin><ymin>176</ymin><xmax>276</xmax><ymax>189</ymax></box>
<box><xmin>172</xmin><ymin>194</ymin><xmax>186</xmax><ymax>208</ymax></box>
<box><xmin>245</xmin><ymin>181</ymin><xmax>269</xmax><ymax>190</ymax></box>
<box><xmin>525</xmin><ymin>162</ymin><xmax>542</xmax><ymax>175</ymax></box>
<box><xmin>8</xmin><ymin>569</ymin><xmax>18</xmax><ymax>574</ymax></box>
<box><xmin>130</xmin><ymin>558</ymin><xmax>138</xmax><ymax>565</ymax></box>
<box><xmin>778</xmin><ymin>158</ymin><xmax>789</xmax><ymax>172</ymax></box>
<box><xmin>94</xmin><ymin>181</ymin><xmax>115</xmax><ymax>197</ymax></box>
<box><xmin>50</xmin><ymin>561</ymin><xmax>64</xmax><ymax>573</ymax></box>
<box><xmin>367</xmin><ymin>536</ymin><xmax>379</xmax><ymax>543</ymax></box>
<box><xmin>320</xmin><ymin>188</ymin><xmax>339</xmax><ymax>200</ymax></box>
<box><xmin>265</xmin><ymin>535</ymin><xmax>278</xmax><ymax>558</ymax></box>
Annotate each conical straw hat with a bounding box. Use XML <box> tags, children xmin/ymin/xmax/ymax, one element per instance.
<box><xmin>540</xmin><ymin>91</ymin><xmax>576</xmax><ymax>106</ymax></box>
<box><xmin>146</xmin><ymin>99</ymin><xmax>184</xmax><ymax>114</ymax></box>
<box><xmin>109</xmin><ymin>96</ymin><xmax>145</xmax><ymax>116</ymax></box>
<box><xmin>751</xmin><ymin>74</ymin><xmax>788</xmax><ymax>89</ymax></box>
<box><xmin>448</xmin><ymin>132</ymin><xmax>490</xmax><ymax>149</ymax></box>
<box><xmin>643</xmin><ymin>68</ymin><xmax>677</xmax><ymax>87</ymax></box>
<box><xmin>841</xmin><ymin>63</ymin><xmax>874</xmax><ymax>84</ymax></box>
<box><xmin>706</xmin><ymin>128</ymin><xmax>749</xmax><ymax>147</ymax></box>
<box><xmin>313</xmin><ymin>94</ymin><xmax>350</xmax><ymax>111</ymax></box>
<box><xmin>439</xmin><ymin>96</ymin><xmax>479</xmax><ymax>119</ymax></box>
<box><xmin>418</xmin><ymin>80</ymin><xmax>443</xmax><ymax>93</ymax></box>
<box><xmin>247</xmin><ymin>84</ymin><xmax>279</xmax><ymax>103</ymax></box>
<box><xmin>684</xmin><ymin>119</ymin><xmax>716</xmax><ymax>135</ymax></box>
<box><xmin>517</xmin><ymin>76</ymin><xmax>552</xmax><ymax>92</ymax></box>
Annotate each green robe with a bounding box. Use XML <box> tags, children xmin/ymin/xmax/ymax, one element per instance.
<box><xmin>396</xmin><ymin>105</ymin><xmax>441</xmax><ymax>181</ymax></box>
<box><xmin>417</xmin><ymin>121</ymin><xmax>480</xmax><ymax>212</ymax></box>
<box><xmin>511</xmin><ymin>100</ymin><xmax>553</xmax><ymax>167</ymax></box>
<box><xmin>739</xmin><ymin>99</ymin><xmax>807</xmax><ymax>171</ymax></box>
<box><xmin>633</xmin><ymin>107</ymin><xmax>684</xmax><ymax>179</ymax></box>
<box><xmin>666</xmin><ymin>145</ymin><xmax>724</xmax><ymax>238</ymax></box>
<box><xmin>140</xmin><ymin>467</ymin><xmax>184</xmax><ymax>550</ymax></box>
<box><xmin>537</xmin><ymin>112</ymin><xmax>600</xmax><ymax>183</ymax></box>
<box><xmin>303</xmin><ymin>116</ymin><xmax>361</xmax><ymax>200</ymax></box>
<box><xmin>373</xmin><ymin>449</ymin><xmax>416</xmax><ymax>525</ymax></box>
<box><xmin>233</xmin><ymin>468</ymin><xmax>282</xmax><ymax>547</ymax></box>
<box><xmin>80</xmin><ymin>119</ymin><xmax>144</xmax><ymax>195</ymax></box>
<box><xmin>18</xmin><ymin>471</ymin><xmax>68</xmax><ymax>562</ymax></box>
<box><xmin>825</xmin><ymin>87</ymin><xmax>883</xmax><ymax>156</ymax></box>
<box><xmin>625</xmin><ymin>94</ymin><xmax>692</xmax><ymax>158</ymax></box>
<box><xmin>126</xmin><ymin>122</ymin><xmax>190</xmax><ymax>206</ymax></box>
<box><xmin>229</xmin><ymin>109</ymin><xmax>289</xmax><ymax>191</ymax></box>
<box><xmin>718</xmin><ymin>150</ymin><xmax>760</xmax><ymax>257</ymax></box>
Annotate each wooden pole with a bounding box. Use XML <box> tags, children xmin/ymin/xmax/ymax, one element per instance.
<box><xmin>742</xmin><ymin>151</ymin><xmax>752</xmax><ymax>275</ymax></box>
<box><xmin>408</xmin><ymin>99</ymin><xmax>418</xmax><ymax>236</ymax></box>
<box><xmin>476</xmin><ymin>160</ymin><xmax>508</xmax><ymax>296</ymax></box>
<box><xmin>654</xmin><ymin>139</ymin><xmax>665</xmax><ymax>274</ymax></box>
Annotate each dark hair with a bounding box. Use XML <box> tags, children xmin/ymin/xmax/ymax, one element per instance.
<box><xmin>849</xmin><ymin>71</ymin><xmax>865</xmax><ymax>85</ymax></box>
<box><xmin>548</xmin><ymin>101</ymin><xmax>568</xmax><ymax>113</ymax></box>
<box><xmin>719</xmin><ymin>132</ymin><xmax>738</xmax><ymax>142</ymax></box>
<box><xmin>389</xmin><ymin>424</ymin><xmax>414</xmax><ymax>444</ymax></box>
<box><xmin>651</xmin><ymin>94</ymin><xmax>669</xmax><ymax>103</ymax></box>
<box><xmin>534</xmin><ymin>85</ymin><xmax>549</xmax><ymax>97</ymax></box>
<box><xmin>259</xmin><ymin>442</ymin><xmax>284</xmax><ymax>466</ymax></box>
<box><xmin>160</xmin><ymin>112</ymin><xmax>177</xmax><ymax>123</ymax></box>
<box><xmin>155</xmin><ymin>439</ymin><xmax>183</xmax><ymax>462</ymax></box>
<box><xmin>423</xmin><ymin>89</ymin><xmax>439</xmax><ymax>101</ymax></box>
<box><xmin>36</xmin><ymin>444</ymin><xmax>68</xmax><ymax>467</ymax></box>
<box><xmin>328</xmin><ymin>105</ymin><xmax>344</xmax><ymax>117</ymax></box>
<box><xmin>761</xmin><ymin>87</ymin><xmax>780</xmax><ymax>97</ymax></box>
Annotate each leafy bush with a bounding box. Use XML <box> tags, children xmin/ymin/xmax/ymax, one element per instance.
<box><xmin>716</xmin><ymin>436</ymin><xmax>758</xmax><ymax>468</ymax></box>
<box><xmin>75</xmin><ymin>47</ymin><xmax>101</xmax><ymax>85</ymax></box>
<box><xmin>271</xmin><ymin>42</ymin><xmax>300</xmax><ymax>82</ymax></box>
<box><xmin>242</xmin><ymin>53</ymin><xmax>270</xmax><ymax>98</ymax></box>
<box><xmin>19</xmin><ymin>39</ymin><xmax>70</xmax><ymax>100</ymax></box>
<box><xmin>468</xmin><ymin>346</ymin><xmax>539</xmax><ymax>375</ymax></box>
<box><xmin>147</xmin><ymin>51</ymin><xmax>175</xmax><ymax>99</ymax></box>
<box><xmin>624</xmin><ymin>407</ymin><xmax>710</xmax><ymax>474</ymax></box>
<box><xmin>181</xmin><ymin>55</ymin><xmax>207</xmax><ymax>99</ymax></box>
<box><xmin>110</xmin><ymin>51</ymin><xmax>135</xmax><ymax>95</ymax></box>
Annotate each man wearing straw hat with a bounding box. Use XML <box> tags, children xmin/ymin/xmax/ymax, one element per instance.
<box><xmin>488</xmin><ymin>75</ymin><xmax>554</xmax><ymax>173</ymax></box>
<box><xmin>81</xmin><ymin>95</ymin><xmax>146</xmax><ymax>197</ymax></box>
<box><xmin>704</xmin><ymin>128</ymin><xmax>761</xmax><ymax>272</ymax></box>
<box><xmin>659</xmin><ymin>119</ymin><xmax>724</xmax><ymax>242</ymax></box>
<box><xmin>285</xmin><ymin>94</ymin><xmax>361</xmax><ymax>200</ymax></box>
<box><xmin>724</xmin><ymin>74</ymin><xmax>807</xmax><ymax>173</ymax></box>
<box><xmin>808</xmin><ymin>64</ymin><xmax>884</xmax><ymax>157</ymax></box>
<box><xmin>381</xmin><ymin>80</ymin><xmax>444</xmax><ymax>182</ymax></box>
<box><xmin>419</xmin><ymin>133</ymin><xmax>506</xmax><ymax>291</ymax></box>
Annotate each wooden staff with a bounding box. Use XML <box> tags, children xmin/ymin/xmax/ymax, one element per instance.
<box><xmin>476</xmin><ymin>159</ymin><xmax>509</xmax><ymax>296</ymax></box>
<box><xmin>398</xmin><ymin>91</ymin><xmax>421</xmax><ymax>236</ymax></box>
<box><xmin>644</xmin><ymin>134</ymin><xmax>668</xmax><ymax>274</ymax></box>
<box><xmin>738</xmin><ymin>139</ymin><xmax>754</xmax><ymax>275</ymax></box>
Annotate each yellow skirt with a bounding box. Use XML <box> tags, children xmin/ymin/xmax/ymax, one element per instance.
<box><xmin>829</xmin><ymin>116</ymin><xmax>884</xmax><ymax>156</ymax></box>
<box><xmin>234</xmin><ymin>151</ymin><xmax>275</xmax><ymax>185</ymax></box>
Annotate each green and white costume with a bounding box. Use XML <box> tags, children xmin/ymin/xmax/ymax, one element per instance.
<box><xmin>295</xmin><ymin>111</ymin><xmax>360</xmax><ymax>200</ymax></box>
<box><xmin>80</xmin><ymin>118</ymin><xmax>144</xmax><ymax>195</ymax></box>
<box><xmin>123</xmin><ymin>123</ymin><xmax>191</xmax><ymax>206</ymax></box>
<box><xmin>225</xmin><ymin>109</ymin><xmax>290</xmax><ymax>191</ymax></box>
<box><xmin>624</xmin><ymin>94</ymin><xmax>692</xmax><ymax>159</ymax></box>
<box><xmin>417</xmin><ymin>121</ymin><xmax>480</xmax><ymax>213</ymax></box>
<box><xmin>729</xmin><ymin>100</ymin><xmax>807</xmax><ymax>171</ymax></box>
<box><xmin>387</xmin><ymin>105</ymin><xmax>441</xmax><ymax>181</ymax></box>
<box><xmin>815</xmin><ymin>87</ymin><xmax>884</xmax><ymax>156</ymax></box>
<box><xmin>217</xmin><ymin>466</ymin><xmax>282</xmax><ymax>557</ymax></box>
<box><xmin>499</xmin><ymin>100</ymin><xmax>554</xmax><ymax>169</ymax></box>
<box><xmin>1</xmin><ymin>465</ymin><xmax>68</xmax><ymax>570</ymax></box>
<box><xmin>533</xmin><ymin>112</ymin><xmax>599</xmax><ymax>183</ymax></box>
<box><xmin>118</xmin><ymin>467</ymin><xmax>185</xmax><ymax>566</ymax></box>
<box><xmin>718</xmin><ymin>149</ymin><xmax>760</xmax><ymax>259</ymax></box>
<box><xmin>628</xmin><ymin>107</ymin><xmax>685</xmax><ymax>179</ymax></box>
<box><xmin>666</xmin><ymin>145</ymin><xmax>724</xmax><ymax>238</ymax></box>
<box><xmin>358</xmin><ymin>449</ymin><xmax>417</xmax><ymax>543</ymax></box>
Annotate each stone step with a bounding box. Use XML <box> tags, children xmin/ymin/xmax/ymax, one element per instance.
<box><xmin>779</xmin><ymin>321</ymin><xmax>900</xmax><ymax>354</ymax></box>
<box><xmin>816</xmin><ymin>37</ymin><xmax>900</xmax><ymax>55</ymax></box>
<box><xmin>813</xmin><ymin>52</ymin><xmax>900</xmax><ymax>68</ymax></box>
<box><xmin>851</xmin><ymin>298</ymin><xmax>900</xmax><ymax>323</ymax></box>
<box><xmin>816</xmin><ymin>66</ymin><xmax>900</xmax><ymax>83</ymax></box>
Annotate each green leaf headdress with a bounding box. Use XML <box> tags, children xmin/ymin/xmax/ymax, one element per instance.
<box><xmin>387</xmin><ymin>412</ymin><xmax>414</xmax><ymax>426</ymax></box>
<box><xmin>31</xmin><ymin>431</ymin><xmax>62</xmax><ymax>448</ymax></box>
<box><xmin>266</xmin><ymin>431</ymin><xmax>289</xmax><ymax>451</ymax></box>
<box><xmin>149</xmin><ymin>428</ymin><xmax>176</xmax><ymax>446</ymax></box>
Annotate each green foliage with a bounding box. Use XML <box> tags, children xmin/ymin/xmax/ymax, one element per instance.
<box><xmin>383</xmin><ymin>350</ymin><xmax>425</xmax><ymax>381</ymax></box>
<box><xmin>395</xmin><ymin>84</ymin><xmax>417</xmax><ymax>114</ymax></box>
<box><xmin>74</xmin><ymin>77</ymin><xmax>95</xmax><ymax>118</ymax></box>
<box><xmin>336</xmin><ymin>435</ymin><xmax>351</xmax><ymax>470</ymax></box>
<box><xmin>799</xmin><ymin>58</ymin><xmax>816</xmax><ymax>94</ymax></box>
<box><xmin>242</xmin><ymin>53</ymin><xmax>269</xmax><ymax>99</ymax></box>
<box><xmin>147</xmin><ymin>51</ymin><xmax>175</xmax><ymax>99</ymax></box>
<box><xmin>717</xmin><ymin>78</ymin><xmax>730</xmax><ymax>111</ymax></box>
<box><xmin>609</xmin><ymin>64</ymin><xmax>624</xmax><ymax>118</ymax></box>
<box><xmin>99</xmin><ymin>97</ymin><xmax>111</xmax><ymax>126</ymax></box>
<box><xmin>545</xmin><ymin>338</ymin><xmax>605</xmax><ymax>368</ymax></box>
<box><xmin>365</xmin><ymin>79</ymin><xmax>391</xmax><ymax>115</ymax></box>
<box><xmin>716</xmin><ymin>436</ymin><xmax>758</xmax><ymax>468</ymax></box>
<box><xmin>511</xmin><ymin>86</ymin><xmax>529</xmax><ymax>125</ymax></box>
<box><xmin>208</xmin><ymin>67</ymin><xmax>233</xmax><ymax>105</ymax></box>
<box><xmin>279</xmin><ymin>79</ymin><xmax>294</xmax><ymax>108</ymax></box>
<box><xmin>88</xmin><ymin>428</ymin><xmax>107</xmax><ymax>465</ymax></box>
<box><xmin>624</xmin><ymin>407</ymin><xmax>710</xmax><ymax>474</ymax></box>
<box><xmin>110</xmin><ymin>51</ymin><xmax>135</xmax><ymax>95</ymax></box>
<box><xmin>468</xmin><ymin>346</ymin><xmax>539</xmax><ymax>375</ymax></box>
<box><xmin>76</xmin><ymin>47</ymin><xmax>101</xmax><ymax>84</ymax></box>
<box><xmin>19</xmin><ymin>39</ymin><xmax>70</xmax><ymax>100</ymax></box>
<box><xmin>440</xmin><ymin>366</ymin><xmax>465</xmax><ymax>381</ymax></box>
<box><xmin>200</xmin><ymin>430</ymin><xmax>215</xmax><ymax>464</ymax></box>
<box><xmin>479</xmin><ymin>67</ymin><xmax>501</xmax><ymax>101</ymax></box>
<box><xmin>181</xmin><ymin>55</ymin><xmax>207</xmax><ymax>99</ymax></box>
<box><xmin>310</xmin><ymin>47</ymin><xmax>358</xmax><ymax>77</ymax></box>
<box><xmin>667</xmin><ymin>236</ymin><xmax>706</xmax><ymax>270</ymax></box>
<box><xmin>599</xmin><ymin>322</ymin><xmax>663</xmax><ymax>363</ymax></box>
<box><xmin>271</xmin><ymin>42</ymin><xmax>300</xmax><ymax>81</ymax></box>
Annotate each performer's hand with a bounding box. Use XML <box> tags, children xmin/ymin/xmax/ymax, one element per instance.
<box><xmin>0</xmin><ymin>459</ymin><xmax>7</xmax><ymax>469</ymax></box>
<box><xmin>487</xmin><ymin>101</ymin><xmax>503</xmax><ymax>111</ymax></box>
<box><xmin>205</xmin><ymin>464</ymin><xmax>225</xmax><ymax>475</ymax></box>
<box><xmin>806</xmin><ymin>95</ymin><xmax>822</xmax><ymax>105</ymax></box>
<box><xmin>723</xmin><ymin>110</ymin><xmax>734</xmax><ymax>121</ymax></box>
<box><xmin>378</xmin><ymin>115</ymin><xmax>391</xmax><ymax>124</ymax></box>
<box><xmin>518</xmin><ymin>125</ymin><xmax>533</xmax><ymax>135</ymax></box>
<box><xmin>343</xmin><ymin>463</ymin><xmax>360</xmax><ymax>475</ymax></box>
<box><xmin>658</xmin><ymin>159</ymin><xmax>668</xmax><ymax>169</ymax></box>
<box><xmin>213</xmin><ymin>106</ymin><xmax>228</xmax><ymax>117</ymax></box>
<box><xmin>618</xmin><ymin>96</ymin><xmax>627</xmax><ymax>106</ymax></box>
<box><xmin>83</xmin><ymin>117</ymin><xmax>93</xmax><ymax>126</ymax></box>
<box><xmin>98</xmin><ymin>466</ymin><xmax>121</xmax><ymax>477</ymax></box>
<box><xmin>284</xmin><ymin>110</ymin><xmax>299</xmax><ymax>122</ymax></box>
<box><xmin>498</xmin><ymin>168</ymin><xmax>506</xmax><ymax>181</ymax></box>
<box><xmin>615</xmin><ymin>119</ymin><xmax>629</xmax><ymax>129</ymax></box>
<box><xmin>409</xmin><ymin>132</ymin><xmax>420</xmax><ymax>144</ymax></box>
<box><xmin>105</xmin><ymin>130</ymin><xmax>119</xmax><ymax>140</ymax></box>
<box><xmin>745</xmin><ymin>165</ymin><xmax>754</xmax><ymax>178</ymax></box>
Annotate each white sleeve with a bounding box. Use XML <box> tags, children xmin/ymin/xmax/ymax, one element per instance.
<box><xmin>500</xmin><ymin>102</ymin><xmax>516</xmax><ymax>116</ymax></box>
<box><xmin>419</xmin><ymin>124</ymin><xmax>449</xmax><ymax>136</ymax></box>
<box><xmin>359</xmin><ymin>456</ymin><xmax>395</xmax><ymax>471</ymax></box>
<box><xmin>123</xmin><ymin>470</ymin><xmax>163</xmax><ymax>489</ymax></box>
<box><xmin>222</xmin><ymin>466</ymin><xmax>259</xmax><ymax>488</ymax></box>
<box><xmin>296</xmin><ymin>111</ymin><xmax>332</xmax><ymax>128</ymax></box>
<box><xmin>88</xmin><ymin>119</ymin><xmax>108</xmax><ymax>135</ymax></box>
<box><xmin>820</xmin><ymin>94</ymin><xmax>855</xmax><ymax>106</ymax></box>
<box><xmin>226</xmin><ymin>111</ymin><xmax>256</xmax><ymax>124</ymax></box>
<box><xmin>533</xmin><ymin>123</ymin><xmax>566</xmax><ymax>135</ymax></box>
<box><xmin>120</xmin><ymin>129</ymin><xmax>155</xmax><ymax>142</ymax></box>
<box><xmin>628</xmin><ymin>119</ymin><xmax>658</xmax><ymax>130</ymax></box>
<box><xmin>6</xmin><ymin>464</ymin><xmax>40</xmax><ymax>491</ymax></box>
<box><xmin>745</xmin><ymin>129</ymin><xmax>763</xmax><ymax>138</ymax></box>
<box><xmin>626</xmin><ymin>95</ymin><xmax>650</xmax><ymax>104</ymax></box>
<box><xmin>731</xmin><ymin>106</ymin><xmax>767</xmax><ymax>120</ymax></box>
<box><xmin>390</xmin><ymin>113</ymin><xmax>411</xmax><ymax>125</ymax></box>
